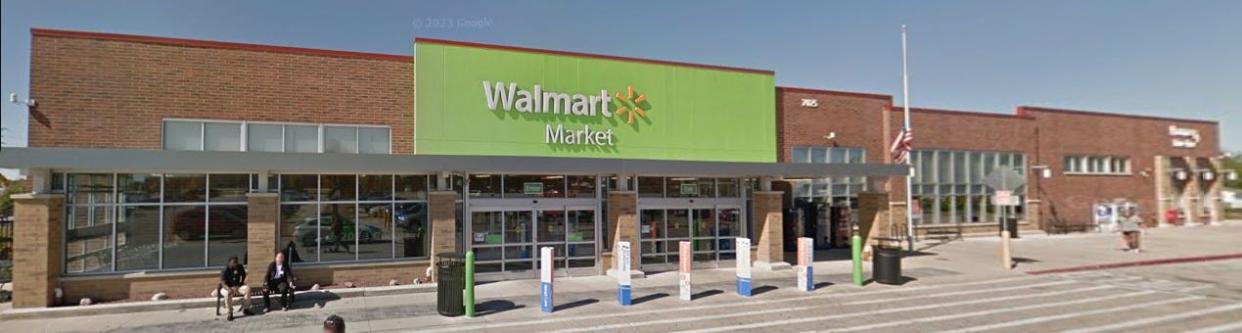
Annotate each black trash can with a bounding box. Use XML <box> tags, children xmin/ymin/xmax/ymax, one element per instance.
<box><xmin>872</xmin><ymin>246</ymin><xmax>903</xmax><ymax>285</ymax></box>
<box><xmin>436</xmin><ymin>253</ymin><xmax>465</xmax><ymax>317</ymax></box>
<box><xmin>999</xmin><ymin>218</ymin><xmax>1019</xmax><ymax>239</ymax></box>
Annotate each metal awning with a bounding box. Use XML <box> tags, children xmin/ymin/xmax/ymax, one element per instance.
<box><xmin>0</xmin><ymin>147</ymin><xmax>908</xmax><ymax>178</ymax></box>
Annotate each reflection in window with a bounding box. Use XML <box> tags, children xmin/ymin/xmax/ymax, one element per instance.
<box><xmin>116</xmin><ymin>206</ymin><xmax>160</xmax><ymax>271</ymax></box>
<box><xmin>163</xmin><ymin>205</ymin><xmax>206</xmax><ymax>269</ymax></box>
<box><xmin>207</xmin><ymin>205</ymin><xmax>248</xmax><ymax>266</ymax></box>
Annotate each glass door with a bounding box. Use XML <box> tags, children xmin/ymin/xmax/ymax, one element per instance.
<box><xmin>469</xmin><ymin>205</ymin><xmax>597</xmax><ymax>280</ymax></box>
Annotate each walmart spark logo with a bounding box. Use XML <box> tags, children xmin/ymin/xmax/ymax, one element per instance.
<box><xmin>613</xmin><ymin>85</ymin><xmax>650</xmax><ymax>125</ymax></box>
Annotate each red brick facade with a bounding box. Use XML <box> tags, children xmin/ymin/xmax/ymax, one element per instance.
<box><xmin>28</xmin><ymin>29</ymin><xmax>416</xmax><ymax>154</ymax></box>
<box><xmin>775</xmin><ymin>87</ymin><xmax>1221</xmax><ymax>230</ymax></box>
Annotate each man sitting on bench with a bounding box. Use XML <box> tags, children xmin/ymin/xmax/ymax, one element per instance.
<box><xmin>264</xmin><ymin>250</ymin><xmax>295</xmax><ymax>311</ymax></box>
<box><xmin>219</xmin><ymin>256</ymin><xmax>253</xmax><ymax>321</ymax></box>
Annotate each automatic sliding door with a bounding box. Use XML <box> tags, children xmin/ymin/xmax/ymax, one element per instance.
<box><xmin>691</xmin><ymin>208</ymin><xmax>716</xmax><ymax>265</ymax></box>
<box><xmin>639</xmin><ymin>209</ymin><xmax>667</xmax><ymax>267</ymax></box>
<box><xmin>565</xmin><ymin>209</ymin><xmax>597</xmax><ymax>273</ymax></box>
<box><xmin>503</xmin><ymin>211</ymin><xmax>534</xmax><ymax>277</ymax></box>
<box><xmin>717</xmin><ymin>207</ymin><xmax>741</xmax><ymax>261</ymax></box>
<box><xmin>535</xmin><ymin>209</ymin><xmax>566</xmax><ymax>276</ymax></box>
<box><xmin>470</xmin><ymin>211</ymin><xmax>503</xmax><ymax>274</ymax></box>
<box><xmin>665</xmin><ymin>209</ymin><xmax>691</xmax><ymax>264</ymax></box>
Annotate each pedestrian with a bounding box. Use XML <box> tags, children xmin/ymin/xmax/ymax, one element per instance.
<box><xmin>323</xmin><ymin>314</ymin><xmax>346</xmax><ymax>333</ymax></box>
<box><xmin>1119</xmin><ymin>207</ymin><xmax>1143</xmax><ymax>253</ymax></box>
<box><xmin>330</xmin><ymin>215</ymin><xmax>351</xmax><ymax>253</ymax></box>
<box><xmin>219</xmin><ymin>256</ymin><xmax>253</xmax><ymax>321</ymax></box>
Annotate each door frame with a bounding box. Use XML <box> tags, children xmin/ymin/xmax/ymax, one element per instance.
<box><xmin>466</xmin><ymin>198</ymin><xmax>600</xmax><ymax>281</ymax></box>
<box><xmin>636</xmin><ymin>197</ymin><xmax>747</xmax><ymax>271</ymax></box>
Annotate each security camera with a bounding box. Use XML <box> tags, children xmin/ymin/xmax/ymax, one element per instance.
<box><xmin>824</xmin><ymin>132</ymin><xmax>836</xmax><ymax>140</ymax></box>
<box><xmin>8</xmin><ymin>92</ymin><xmax>35</xmax><ymax>107</ymax></box>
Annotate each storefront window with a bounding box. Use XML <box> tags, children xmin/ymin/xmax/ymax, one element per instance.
<box><xmin>60</xmin><ymin>172</ymin><xmax>256</xmax><ymax>274</ymax></box>
<box><xmin>279</xmin><ymin>174</ymin><xmax>431</xmax><ymax>263</ymax></box>
<box><xmin>468</xmin><ymin>174</ymin><xmax>502</xmax><ymax>198</ymax></box>
<box><xmin>912</xmin><ymin>149</ymin><xmax>1027</xmax><ymax>225</ymax></box>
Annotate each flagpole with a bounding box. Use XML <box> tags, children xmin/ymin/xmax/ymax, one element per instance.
<box><xmin>901</xmin><ymin>25</ymin><xmax>916</xmax><ymax>252</ymax></box>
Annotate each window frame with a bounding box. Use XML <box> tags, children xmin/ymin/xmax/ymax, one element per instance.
<box><xmin>162</xmin><ymin>118</ymin><xmax>392</xmax><ymax>154</ymax></box>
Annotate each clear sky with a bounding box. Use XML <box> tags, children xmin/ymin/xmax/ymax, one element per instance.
<box><xmin>1</xmin><ymin>0</ymin><xmax>1239</xmax><ymax>179</ymax></box>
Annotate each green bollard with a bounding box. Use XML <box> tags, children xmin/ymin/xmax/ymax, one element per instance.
<box><xmin>465</xmin><ymin>251</ymin><xmax>475</xmax><ymax>318</ymax></box>
<box><xmin>851</xmin><ymin>228</ymin><xmax>863</xmax><ymax>286</ymax></box>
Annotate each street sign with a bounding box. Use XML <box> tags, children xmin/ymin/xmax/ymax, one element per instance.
<box><xmin>993</xmin><ymin>190</ymin><xmax>1020</xmax><ymax>206</ymax></box>
<box><xmin>983</xmin><ymin>168</ymin><xmax>1026</xmax><ymax>192</ymax></box>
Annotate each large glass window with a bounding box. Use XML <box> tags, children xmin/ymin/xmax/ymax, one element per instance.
<box><xmin>285</xmin><ymin>125</ymin><xmax>319</xmax><ymax>153</ymax></box>
<box><xmin>279</xmin><ymin>174</ymin><xmax>431</xmax><ymax>263</ymax></box>
<box><xmin>912</xmin><ymin>149</ymin><xmax>1027</xmax><ymax>225</ymax></box>
<box><xmin>323</xmin><ymin>126</ymin><xmax>359</xmax><ymax>154</ymax></box>
<box><xmin>359</xmin><ymin>127</ymin><xmax>391</xmax><ymax>154</ymax></box>
<box><xmin>60</xmin><ymin>173</ymin><xmax>254</xmax><ymax>274</ymax></box>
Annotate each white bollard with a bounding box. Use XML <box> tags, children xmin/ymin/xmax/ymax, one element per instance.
<box><xmin>540</xmin><ymin>246</ymin><xmax>555</xmax><ymax>313</ymax></box>
<box><xmin>679</xmin><ymin>241</ymin><xmax>692</xmax><ymax>301</ymax></box>
<box><xmin>736</xmin><ymin>237</ymin><xmax>752</xmax><ymax>296</ymax></box>
<box><xmin>797</xmin><ymin>237</ymin><xmax>815</xmax><ymax>292</ymax></box>
<box><xmin>617</xmin><ymin>241</ymin><xmax>632</xmax><ymax>306</ymax></box>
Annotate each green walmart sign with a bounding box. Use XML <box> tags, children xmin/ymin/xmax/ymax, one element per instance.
<box><xmin>415</xmin><ymin>40</ymin><xmax>776</xmax><ymax>162</ymax></box>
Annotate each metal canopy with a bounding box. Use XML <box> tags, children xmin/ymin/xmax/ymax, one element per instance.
<box><xmin>0</xmin><ymin>147</ymin><xmax>908</xmax><ymax>178</ymax></box>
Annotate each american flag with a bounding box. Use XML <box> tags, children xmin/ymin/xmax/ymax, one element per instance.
<box><xmin>890</xmin><ymin>127</ymin><xmax>913</xmax><ymax>164</ymax></box>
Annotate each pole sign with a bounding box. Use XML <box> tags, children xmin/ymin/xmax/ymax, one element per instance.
<box><xmin>992</xmin><ymin>190</ymin><xmax>1019</xmax><ymax>206</ymax></box>
<box><xmin>540</xmin><ymin>246</ymin><xmax>554</xmax><ymax>313</ymax></box>
<box><xmin>797</xmin><ymin>237</ymin><xmax>814</xmax><ymax>292</ymax></box>
<box><xmin>735</xmin><ymin>237</ymin><xmax>752</xmax><ymax>297</ymax></box>
<box><xmin>617</xmin><ymin>241</ymin><xmax>632</xmax><ymax>306</ymax></box>
<box><xmin>679</xmin><ymin>241</ymin><xmax>692</xmax><ymax>301</ymax></box>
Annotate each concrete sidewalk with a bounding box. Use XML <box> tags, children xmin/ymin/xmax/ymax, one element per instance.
<box><xmin>1</xmin><ymin>223</ymin><xmax>1238</xmax><ymax>331</ymax></box>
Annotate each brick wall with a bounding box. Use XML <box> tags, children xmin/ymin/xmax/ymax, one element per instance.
<box><xmin>1022</xmin><ymin>107</ymin><xmax>1221</xmax><ymax>228</ymax></box>
<box><xmin>28</xmin><ymin>30</ymin><xmax>416</xmax><ymax>153</ymax></box>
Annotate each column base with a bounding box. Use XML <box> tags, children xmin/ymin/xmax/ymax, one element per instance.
<box><xmin>753</xmin><ymin>261</ymin><xmax>792</xmax><ymax>271</ymax></box>
<box><xmin>606</xmin><ymin>269</ymin><xmax>646</xmax><ymax>279</ymax></box>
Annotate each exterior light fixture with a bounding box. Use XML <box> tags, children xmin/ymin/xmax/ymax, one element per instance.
<box><xmin>1202</xmin><ymin>170</ymin><xmax>1215</xmax><ymax>181</ymax></box>
<box><xmin>1031</xmin><ymin>165</ymin><xmax>1053</xmax><ymax>179</ymax></box>
<box><xmin>1229</xmin><ymin>171</ymin><xmax>1239</xmax><ymax>181</ymax></box>
<box><xmin>1173</xmin><ymin>169</ymin><xmax>1188</xmax><ymax>181</ymax></box>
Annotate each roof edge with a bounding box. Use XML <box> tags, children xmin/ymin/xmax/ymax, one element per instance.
<box><xmin>1017</xmin><ymin>106</ymin><xmax>1218</xmax><ymax>125</ymax></box>
<box><xmin>31</xmin><ymin>28</ymin><xmax>412</xmax><ymax>62</ymax></box>
<box><xmin>776</xmin><ymin>86</ymin><xmax>893</xmax><ymax>101</ymax></box>
<box><xmin>892</xmin><ymin>106</ymin><xmax>1035</xmax><ymax>120</ymax></box>
<box><xmin>415</xmin><ymin>37</ymin><xmax>774</xmax><ymax>76</ymax></box>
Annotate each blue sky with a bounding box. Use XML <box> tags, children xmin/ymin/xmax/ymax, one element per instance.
<box><xmin>1</xmin><ymin>0</ymin><xmax>1239</xmax><ymax>178</ymax></box>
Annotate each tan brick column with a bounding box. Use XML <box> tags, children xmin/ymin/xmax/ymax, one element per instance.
<box><xmin>752</xmin><ymin>191</ymin><xmax>786</xmax><ymax>269</ymax></box>
<box><xmin>1182</xmin><ymin>157</ymin><xmax>1203</xmax><ymax>225</ymax></box>
<box><xmin>245</xmin><ymin>193</ymin><xmax>279</xmax><ymax>286</ymax></box>
<box><xmin>605</xmin><ymin>191</ymin><xmax>638</xmax><ymax>276</ymax></box>
<box><xmin>1208</xmin><ymin>158</ymin><xmax>1225</xmax><ymax>224</ymax></box>
<box><xmin>12</xmin><ymin>194</ymin><xmax>65</xmax><ymax>308</ymax></box>
<box><xmin>1153</xmin><ymin>156</ymin><xmax>1174</xmax><ymax>227</ymax></box>
<box><xmin>428</xmin><ymin>191</ymin><xmax>458</xmax><ymax>282</ymax></box>
<box><xmin>1025</xmin><ymin>199</ymin><xmax>1044</xmax><ymax>230</ymax></box>
<box><xmin>858</xmin><ymin>192</ymin><xmax>892</xmax><ymax>260</ymax></box>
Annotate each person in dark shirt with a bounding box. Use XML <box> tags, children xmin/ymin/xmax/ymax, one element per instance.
<box><xmin>219</xmin><ymin>256</ymin><xmax>252</xmax><ymax>320</ymax></box>
<box><xmin>323</xmin><ymin>314</ymin><xmax>346</xmax><ymax>333</ymax></box>
<box><xmin>263</xmin><ymin>251</ymin><xmax>295</xmax><ymax>311</ymax></box>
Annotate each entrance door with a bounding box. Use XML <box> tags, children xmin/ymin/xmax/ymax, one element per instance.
<box><xmin>468</xmin><ymin>205</ymin><xmax>597</xmax><ymax>280</ymax></box>
<box><xmin>638</xmin><ymin>205</ymin><xmax>742</xmax><ymax>271</ymax></box>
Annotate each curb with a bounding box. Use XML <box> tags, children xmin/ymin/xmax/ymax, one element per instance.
<box><xmin>0</xmin><ymin>283</ymin><xmax>437</xmax><ymax>320</ymax></box>
<box><xmin>1025</xmin><ymin>253</ymin><xmax>1242</xmax><ymax>275</ymax></box>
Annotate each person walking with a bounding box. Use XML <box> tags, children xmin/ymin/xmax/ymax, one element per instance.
<box><xmin>330</xmin><ymin>216</ymin><xmax>351</xmax><ymax>253</ymax></box>
<box><xmin>1119</xmin><ymin>207</ymin><xmax>1143</xmax><ymax>253</ymax></box>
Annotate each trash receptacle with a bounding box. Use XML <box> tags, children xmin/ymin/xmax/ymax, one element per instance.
<box><xmin>1000</xmin><ymin>218</ymin><xmax>1019</xmax><ymax>239</ymax></box>
<box><xmin>436</xmin><ymin>253</ymin><xmax>465</xmax><ymax>316</ymax></box>
<box><xmin>873</xmin><ymin>246</ymin><xmax>903</xmax><ymax>285</ymax></box>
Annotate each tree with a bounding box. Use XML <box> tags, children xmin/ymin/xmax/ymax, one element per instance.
<box><xmin>1225</xmin><ymin>152</ymin><xmax>1242</xmax><ymax>189</ymax></box>
<box><xmin>0</xmin><ymin>178</ymin><xmax>24</xmax><ymax>217</ymax></box>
